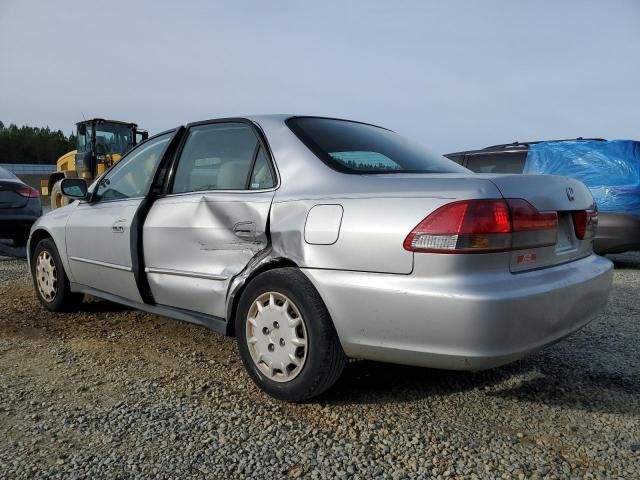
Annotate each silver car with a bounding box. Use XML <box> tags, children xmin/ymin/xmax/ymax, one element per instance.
<box><xmin>28</xmin><ymin>115</ymin><xmax>613</xmax><ymax>401</ymax></box>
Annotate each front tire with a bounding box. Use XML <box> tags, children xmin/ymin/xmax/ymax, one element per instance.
<box><xmin>31</xmin><ymin>238</ymin><xmax>82</xmax><ymax>311</ymax></box>
<box><xmin>235</xmin><ymin>268</ymin><xmax>346</xmax><ymax>402</ymax></box>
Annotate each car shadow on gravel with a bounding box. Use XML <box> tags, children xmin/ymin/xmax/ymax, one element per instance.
<box><xmin>607</xmin><ymin>252</ymin><xmax>640</xmax><ymax>269</ymax></box>
<box><xmin>488</xmin><ymin>367</ymin><xmax>639</xmax><ymax>417</ymax></box>
<box><xmin>322</xmin><ymin>358</ymin><xmax>638</xmax><ymax>416</ymax></box>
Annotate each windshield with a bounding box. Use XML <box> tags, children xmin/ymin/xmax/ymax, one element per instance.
<box><xmin>286</xmin><ymin>117</ymin><xmax>468</xmax><ymax>174</ymax></box>
<box><xmin>95</xmin><ymin>123</ymin><xmax>135</xmax><ymax>156</ymax></box>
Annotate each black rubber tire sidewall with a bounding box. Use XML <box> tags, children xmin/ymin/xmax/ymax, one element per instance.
<box><xmin>31</xmin><ymin>238</ymin><xmax>79</xmax><ymax>311</ymax></box>
<box><xmin>235</xmin><ymin>268</ymin><xmax>346</xmax><ymax>402</ymax></box>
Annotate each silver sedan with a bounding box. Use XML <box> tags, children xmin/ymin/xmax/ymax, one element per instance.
<box><xmin>28</xmin><ymin>115</ymin><xmax>613</xmax><ymax>401</ymax></box>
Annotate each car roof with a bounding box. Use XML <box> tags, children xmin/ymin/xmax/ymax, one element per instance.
<box><xmin>188</xmin><ymin>114</ymin><xmax>391</xmax><ymax>131</ymax></box>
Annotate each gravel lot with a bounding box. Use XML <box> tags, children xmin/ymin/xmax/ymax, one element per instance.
<box><xmin>0</xmin><ymin>253</ymin><xmax>638</xmax><ymax>479</ymax></box>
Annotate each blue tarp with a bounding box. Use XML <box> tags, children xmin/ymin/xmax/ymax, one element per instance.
<box><xmin>524</xmin><ymin>140</ymin><xmax>640</xmax><ymax>216</ymax></box>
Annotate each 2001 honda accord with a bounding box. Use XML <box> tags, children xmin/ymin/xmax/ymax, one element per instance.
<box><xmin>28</xmin><ymin>115</ymin><xmax>613</xmax><ymax>401</ymax></box>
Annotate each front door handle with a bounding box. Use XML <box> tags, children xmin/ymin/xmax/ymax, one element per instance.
<box><xmin>233</xmin><ymin>221</ymin><xmax>255</xmax><ymax>239</ymax></box>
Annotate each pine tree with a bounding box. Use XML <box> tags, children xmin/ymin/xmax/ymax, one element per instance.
<box><xmin>0</xmin><ymin>123</ymin><xmax>75</xmax><ymax>164</ymax></box>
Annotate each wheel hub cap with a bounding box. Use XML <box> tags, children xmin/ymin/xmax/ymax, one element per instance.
<box><xmin>246</xmin><ymin>292</ymin><xmax>308</xmax><ymax>383</ymax></box>
<box><xmin>35</xmin><ymin>250</ymin><xmax>57</xmax><ymax>302</ymax></box>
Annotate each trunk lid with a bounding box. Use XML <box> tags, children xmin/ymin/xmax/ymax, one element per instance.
<box><xmin>483</xmin><ymin>174</ymin><xmax>596</xmax><ymax>272</ymax></box>
<box><xmin>484</xmin><ymin>174</ymin><xmax>594</xmax><ymax>212</ymax></box>
<box><xmin>0</xmin><ymin>180</ymin><xmax>29</xmax><ymax>209</ymax></box>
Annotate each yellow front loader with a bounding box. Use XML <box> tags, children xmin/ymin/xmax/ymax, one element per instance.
<box><xmin>48</xmin><ymin>118</ymin><xmax>148</xmax><ymax>208</ymax></box>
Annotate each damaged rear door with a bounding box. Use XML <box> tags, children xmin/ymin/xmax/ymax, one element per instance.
<box><xmin>143</xmin><ymin>120</ymin><xmax>277</xmax><ymax>319</ymax></box>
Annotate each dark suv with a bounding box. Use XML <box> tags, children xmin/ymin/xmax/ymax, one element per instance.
<box><xmin>446</xmin><ymin>138</ymin><xmax>640</xmax><ymax>254</ymax></box>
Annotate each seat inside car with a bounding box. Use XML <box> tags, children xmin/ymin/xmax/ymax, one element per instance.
<box><xmin>216</xmin><ymin>159</ymin><xmax>249</xmax><ymax>189</ymax></box>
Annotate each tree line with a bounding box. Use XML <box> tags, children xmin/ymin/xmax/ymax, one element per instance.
<box><xmin>0</xmin><ymin>121</ymin><xmax>76</xmax><ymax>165</ymax></box>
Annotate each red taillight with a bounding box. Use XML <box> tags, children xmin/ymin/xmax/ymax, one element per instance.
<box><xmin>406</xmin><ymin>200</ymin><xmax>511</xmax><ymax>235</ymax></box>
<box><xmin>572</xmin><ymin>208</ymin><xmax>598</xmax><ymax>240</ymax></box>
<box><xmin>507</xmin><ymin>199</ymin><xmax>558</xmax><ymax>231</ymax></box>
<box><xmin>16</xmin><ymin>186</ymin><xmax>40</xmax><ymax>198</ymax></box>
<box><xmin>404</xmin><ymin>199</ymin><xmax>558</xmax><ymax>254</ymax></box>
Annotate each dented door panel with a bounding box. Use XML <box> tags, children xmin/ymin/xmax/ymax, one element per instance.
<box><xmin>143</xmin><ymin>191</ymin><xmax>274</xmax><ymax>317</ymax></box>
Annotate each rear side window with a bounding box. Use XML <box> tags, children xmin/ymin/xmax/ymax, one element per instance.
<box><xmin>286</xmin><ymin>117</ymin><xmax>468</xmax><ymax>174</ymax></box>
<box><xmin>249</xmin><ymin>147</ymin><xmax>275</xmax><ymax>190</ymax></box>
<box><xmin>172</xmin><ymin>123</ymin><xmax>261</xmax><ymax>193</ymax></box>
<box><xmin>465</xmin><ymin>152</ymin><xmax>527</xmax><ymax>174</ymax></box>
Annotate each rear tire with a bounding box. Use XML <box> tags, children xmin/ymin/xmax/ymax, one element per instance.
<box><xmin>235</xmin><ymin>268</ymin><xmax>346</xmax><ymax>402</ymax></box>
<box><xmin>31</xmin><ymin>238</ymin><xmax>83</xmax><ymax>311</ymax></box>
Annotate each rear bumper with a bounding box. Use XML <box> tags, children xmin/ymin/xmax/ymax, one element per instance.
<box><xmin>594</xmin><ymin>212</ymin><xmax>640</xmax><ymax>254</ymax></box>
<box><xmin>302</xmin><ymin>254</ymin><xmax>613</xmax><ymax>370</ymax></box>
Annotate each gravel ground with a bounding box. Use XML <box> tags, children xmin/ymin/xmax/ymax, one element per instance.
<box><xmin>0</xmin><ymin>254</ymin><xmax>638</xmax><ymax>479</ymax></box>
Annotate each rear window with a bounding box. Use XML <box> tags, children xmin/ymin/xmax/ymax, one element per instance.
<box><xmin>0</xmin><ymin>166</ymin><xmax>18</xmax><ymax>180</ymax></box>
<box><xmin>465</xmin><ymin>152</ymin><xmax>527</xmax><ymax>174</ymax></box>
<box><xmin>286</xmin><ymin>117</ymin><xmax>468</xmax><ymax>174</ymax></box>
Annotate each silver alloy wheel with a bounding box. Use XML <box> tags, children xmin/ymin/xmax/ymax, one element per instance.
<box><xmin>246</xmin><ymin>291</ymin><xmax>308</xmax><ymax>383</ymax></box>
<box><xmin>35</xmin><ymin>250</ymin><xmax>57</xmax><ymax>303</ymax></box>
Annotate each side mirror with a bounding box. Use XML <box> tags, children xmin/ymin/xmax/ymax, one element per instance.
<box><xmin>60</xmin><ymin>178</ymin><xmax>89</xmax><ymax>200</ymax></box>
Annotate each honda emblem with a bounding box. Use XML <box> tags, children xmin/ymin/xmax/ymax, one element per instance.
<box><xmin>566</xmin><ymin>186</ymin><xmax>575</xmax><ymax>201</ymax></box>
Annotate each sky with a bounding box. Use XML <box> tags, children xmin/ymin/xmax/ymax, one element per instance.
<box><xmin>1</xmin><ymin>0</ymin><xmax>639</xmax><ymax>153</ymax></box>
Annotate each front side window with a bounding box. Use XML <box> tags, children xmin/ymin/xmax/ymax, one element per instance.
<box><xmin>172</xmin><ymin>123</ymin><xmax>260</xmax><ymax>193</ymax></box>
<box><xmin>286</xmin><ymin>117</ymin><xmax>469</xmax><ymax>174</ymax></box>
<box><xmin>94</xmin><ymin>134</ymin><xmax>171</xmax><ymax>201</ymax></box>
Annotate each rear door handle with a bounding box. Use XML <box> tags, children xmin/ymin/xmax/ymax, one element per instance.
<box><xmin>233</xmin><ymin>221</ymin><xmax>255</xmax><ymax>239</ymax></box>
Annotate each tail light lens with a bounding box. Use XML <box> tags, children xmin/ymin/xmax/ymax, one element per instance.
<box><xmin>404</xmin><ymin>199</ymin><xmax>558</xmax><ymax>254</ymax></box>
<box><xmin>16</xmin><ymin>186</ymin><xmax>40</xmax><ymax>198</ymax></box>
<box><xmin>572</xmin><ymin>208</ymin><xmax>598</xmax><ymax>240</ymax></box>
<box><xmin>507</xmin><ymin>199</ymin><xmax>558</xmax><ymax>249</ymax></box>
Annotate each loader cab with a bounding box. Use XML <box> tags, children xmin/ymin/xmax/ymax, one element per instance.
<box><xmin>75</xmin><ymin>119</ymin><xmax>149</xmax><ymax>181</ymax></box>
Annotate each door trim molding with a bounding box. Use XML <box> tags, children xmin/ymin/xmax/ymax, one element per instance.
<box><xmin>145</xmin><ymin>267</ymin><xmax>228</xmax><ymax>281</ymax></box>
<box><xmin>69</xmin><ymin>256</ymin><xmax>132</xmax><ymax>272</ymax></box>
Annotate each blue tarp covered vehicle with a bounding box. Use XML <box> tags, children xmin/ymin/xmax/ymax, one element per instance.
<box><xmin>524</xmin><ymin>140</ymin><xmax>640</xmax><ymax>216</ymax></box>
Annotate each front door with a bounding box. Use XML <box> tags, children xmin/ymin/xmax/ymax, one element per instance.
<box><xmin>143</xmin><ymin>121</ymin><xmax>277</xmax><ymax>318</ymax></box>
<box><xmin>65</xmin><ymin>133</ymin><xmax>173</xmax><ymax>302</ymax></box>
